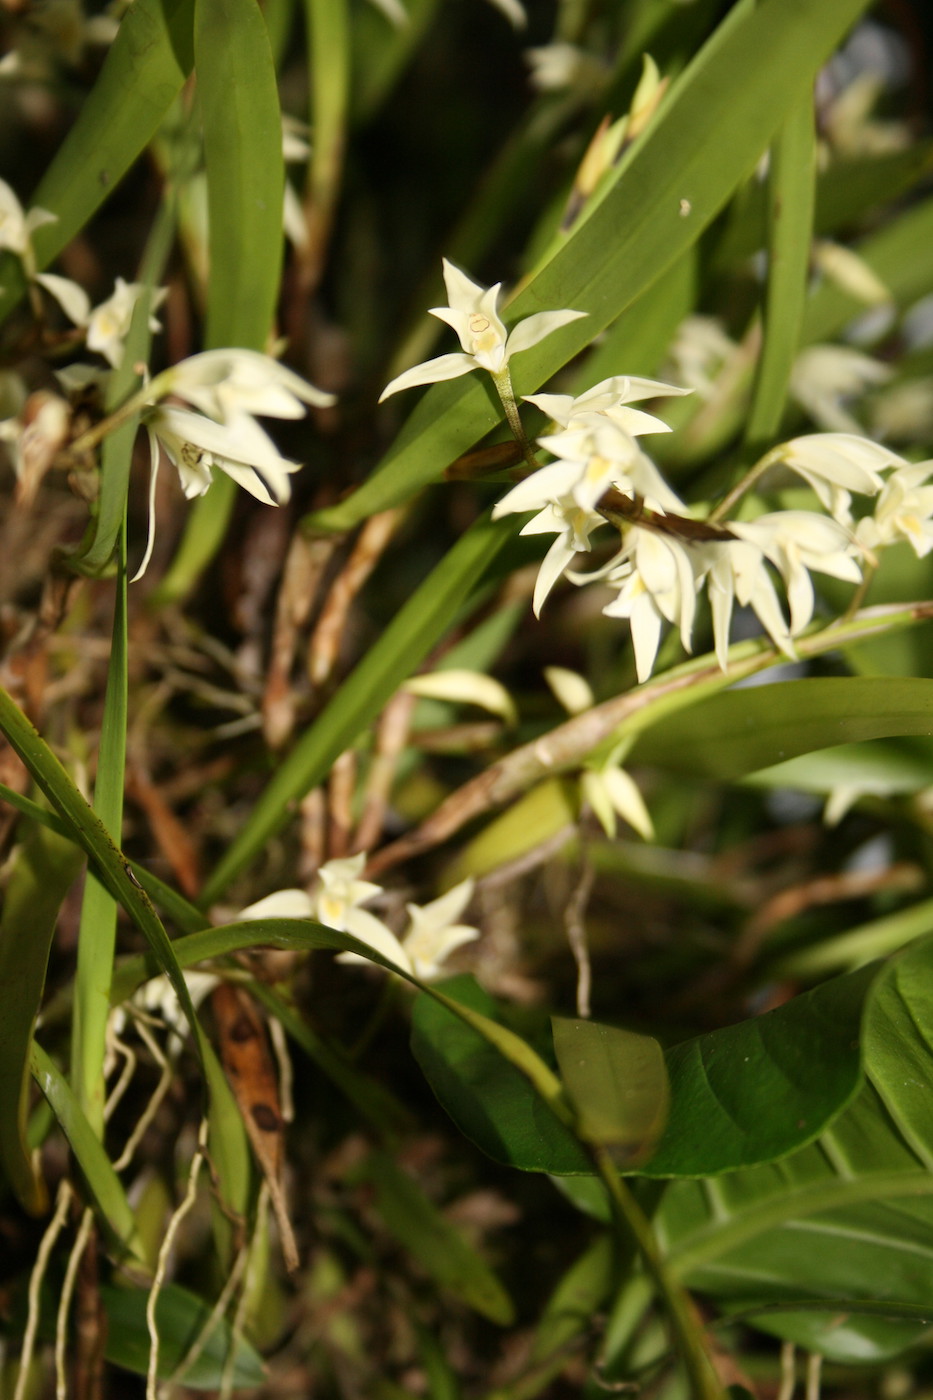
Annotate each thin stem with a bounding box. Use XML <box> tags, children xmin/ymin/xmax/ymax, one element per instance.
<box><xmin>708</xmin><ymin>447</ymin><xmax>782</xmax><ymax>523</ymax></box>
<box><xmin>592</xmin><ymin>1146</ymin><xmax>726</xmax><ymax>1400</ymax></box>
<box><xmin>492</xmin><ymin>365</ymin><xmax>540</xmax><ymax>473</ymax></box>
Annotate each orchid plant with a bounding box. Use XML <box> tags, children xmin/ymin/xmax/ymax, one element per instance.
<box><xmin>3</xmin><ymin>3</ymin><xmax>933</xmax><ymax>1399</ymax></box>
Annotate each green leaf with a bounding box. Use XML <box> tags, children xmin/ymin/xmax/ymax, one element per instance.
<box><xmin>0</xmin><ymin>684</ymin><xmax>204</xmax><ymax>1073</ymax></box>
<box><xmin>0</xmin><ymin>823</ymin><xmax>83</xmax><ymax>1213</ymax></box>
<box><xmin>155</xmin><ymin>0</ymin><xmax>285</xmax><ymax>602</ymax></box>
<box><xmin>360</xmin><ymin>1149</ymin><xmax>515</xmax><ymax>1324</ymax></box>
<box><xmin>308</xmin><ymin>0</ymin><xmax>872</xmax><ymax>533</ymax></box>
<box><xmin>529</xmin><ymin>1234</ymin><xmax>615</xmax><ymax>1367</ymax></box>
<box><xmin>412</xmin><ymin>970</ymin><xmax>870</xmax><ymax>1178</ymax></box>
<box><xmin>72</xmin><ymin>536</ymin><xmax>129</xmax><ymax>1134</ymax></box>
<box><xmin>195</xmin><ymin>0</ymin><xmax>284</xmax><ymax>349</ymax></box>
<box><xmin>0</xmin><ymin>0</ymin><xmax>194</xmax><ymax>309</ymax></box>
<box><xmin>199</xmin><ymin>511</ymin><xmax>516</xmax><ymax>903</ymax></box>
<box><xmin>641</xmin><ymin>966</ymin><xmax>872</xmax><ymax>1176</ymax></box>
<box><xmin>101</xmin><ymin>1282</ymin><xmax>266</xmax><ymax>1388</ymax></box>
<box><xmin>410</xmin><ymin>976</ymin><xmax>591</xmax><ymax>1175</ymax></box>
<box><xmin>744</xmin><ymin>88</ymin><xmax>816</xmax><ymax>448</ymax></box>
<box><xmin>863</xmin><ymin>935</ymin><xmax>933</xmax><ymax>1168</ymax></box>
<box><xmin>551</xmin><ymin>1016</ymin><xmax>669</xmax><ymax>1165</ymax></box>
<box><xmin>631</xmin><ymin>677</ymin><xmax>933</xmax><ymax>781</ymax></box>
<box><xmin>30</xmin><ymin>1042</ymin><xmax>146</xmax><ymax>1266</ymax></box>
<box><xmin>624</xmin><ymin>1080</ymin><xmax>933</xmax><ymax>1364</ymax></box>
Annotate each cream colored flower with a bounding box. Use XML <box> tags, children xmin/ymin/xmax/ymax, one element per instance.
<box><xmin>775</xmin><ymin>432</ymin><xmax>904</xmax><ymax>523</ymax></box>
<box><xmin>150</xmin><ymin>347</ymin><xmax>335</xmax><ymax>423</ymax></box>
<box><xmin>86</xmin><ymin>278</ymin><xmax>168</xmax><ymax>368</ymax></box>
<box><xmin>856</xmin><ymin>462</ymin><xmax>933</xmax><ymax>558</ymax></box>
<box><xmin>379</xmin><ymin>259</ymin><xmax>585</xmax><ymax>400</ymax></box>
<box><xmin>600</xmin><ymin>528</ymin><xmax>696</xmax><ymax>682</ymax></box>
<box><xmin>790</xmin><ymin>345</ymin><xmax>892</xmax><ymax>434</ymax></box>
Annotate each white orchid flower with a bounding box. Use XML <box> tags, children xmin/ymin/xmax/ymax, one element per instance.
<box><xmin>695</xmin><ymin>538</ymin><xmax>794</xmax><ymax>667</ymax></box>
<box><xmin>85</xmin><ymin>278</ymin><xmax>168</xmax><ymax>368</ymax></box>
<box><xmin>150</xmin><ymin>347</ymin><xmax>335</xmax><ymax>423</ymax></box>
<box><xmin>401</xmin><ymin>880</ymin><xmax>479</xmax><ymax>980</ymax></box>
<box><xmin>600</xmin><ymin>528</ymin><xmax>696</xmax><ymax>682</ymax></box>
<box><xmin>379</xmin><ymin>258</ymin><xmax>585</xmax><ymax>400</ymax></box>
<box><xmin>239</xmin><ymin>888</ymin><xmax>315</xmax><ymax>920</ymax></box>
<box><xmin>524</xmin><ymin>373</ymin><xmax>690</xmax><ymax>428</ymax></box>
<box><xmin>790</xmin><ymin>345</ymin><xmax>892</xmax><ymax>435</ymax></box>
<box><xmin>509</xmin><ymin>494</ymin><xmax>606</xmax><ymax>616</ymax></box>
<box><xmin>730</xmin><ymin>510</ymin><xmax>862</xmax><ymax>635</ymax></box>
<box><xmin>131</xmin><ymin>970</ymin><xmax>220</xmax><ymax>1052</ymax></box>
<box><xmin>0</xmin><ymin>177</ymin><xmax>56</xmax><ymax>262</ymax></box>
<box><xmin>132</xmin><ymin>406</ymin><xmax>302</xmax><ymax>581</ymax></box>
<box><xmin>131</xmin><ymin>350</ymin><xmax>334</xmax><ymax>580</ymax></box>
<box><xmin>582</xmin><ymin>761</ymin><xmax>654</xmax><ymax>841</ymax></box>
<box><xmin>312</xmin><ymin>853</ymin><xmax>394</xmax><ymax>951</ymax></box>
<box><xmin>775</xmin><ymin>433</ymin><xmax>903</xmax><ymax>524</ymax></box>
<box><xmin>544</xmin><ymin>668</ymin><xmax>654</xmax><ymax>840</ymax></box>
<box><xmin>856</xmin><ymin>462</ymin><xmax>933</xmax><ymax>558</ymax></box>
<box><xmin>337</xmin><ymin>877</ymin><xmax>479</xmax><ymax>981</ymax></box>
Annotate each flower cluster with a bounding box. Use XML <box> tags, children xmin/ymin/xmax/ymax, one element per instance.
<box><xmin>241</xmin><ymin>854</ymin><xmax>479</xmax><ymax>982</ymax></box>
<box><xmin>384</xmin><ymin>258</ymin><xmax>933</xmax><ymax>684</ymax></box>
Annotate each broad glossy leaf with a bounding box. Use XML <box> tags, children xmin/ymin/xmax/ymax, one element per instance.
<box><xmin>863</xmin><ymin>936</ymin><xmax>933</xmax><ymax>1167</ymax></box>
<box><xmin>360</xmin><ymin>1150</ymin><xmax>515</xmax><ymax>1324</ymax></box>
<box><xmin>101</xmin><ymin>1282</ymin><xmax>266</xmax><ymax>1387</ymax></box>
<box><xmin>410</xmin><ymin>976</ymin><xmax>591</xmax><ymax>1175</ymax></box>
<box><xmin>642</xmin><ymin>967</ymin><xmax>872</xmax><ymax>1176</ymax></box>
<box><xmin>647</xmin><ymin>945</ymin><xmax>933</xmax><ymax>1364</ymax></box>
<box><xmin>632</xmin><ymin>678</ymin><xmax>933</xmax><ymax>781</ymax></box>
<box><xmin>552</xmin><ymin>1016</ymin><xmax>669</xmax><ymax>1165</ymax></box>
<box><xmin>0</xmin><ymin>823</ymin><xmax>82</xmax><ymax>1213</ymax></box>
<box><xmin>746</xmin><ymin>737</ymin><xmax>933</xmax><ymax>799</ymax></box>
<box><xmin>412</xmin><ymin>972</ymin><xmax>869</xmax><ymax>1177</ymax></box>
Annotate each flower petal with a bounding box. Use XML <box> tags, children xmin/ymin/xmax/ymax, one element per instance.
<box><xmin>504</xmin><ymin>308</ymin><xmax>587</xmax><ymax>358</ymax></box>
<box><xmin>378</xmin><ymin>352</ymin><xmax>477</xmax><ymax>401</ymax></box>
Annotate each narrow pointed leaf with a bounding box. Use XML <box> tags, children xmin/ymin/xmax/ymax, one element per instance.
<box><xmin>30</xmin><ymin>1042</ymin><xmax>146</xmax><ymax>1266</ymax></box>
<box><xmin>0</xmin><ymin>823</ymin><xmax>83</xmax><ymax>1213</ymax></box>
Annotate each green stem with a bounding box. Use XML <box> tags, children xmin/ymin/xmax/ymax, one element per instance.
<box><xmin>592</xmin><ymin>1146</ymin><xmax>726</xmax><ymax>1400</ymax></box>
<box><xmin>492</xmin><ymin>365</ymin><xmax>540</xmax><ymax>473</ymax></box>
<box><xmin>708</xmin><ymin>446</ymin><xmax>784</xmax><ymax>523</ymax></box>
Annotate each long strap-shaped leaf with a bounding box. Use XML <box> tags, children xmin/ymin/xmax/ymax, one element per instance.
<box><xmin>70</xmin><ymin>528</ymin><xmax>129</xmax><ymax>1134</ymax></box>
<box><xmin>0</xmin><ymin>687</ymin><xmax>204</xmax><ymax>1066</ymax></box>
<box><xmin>744</xmin><ymin>86</ymin><xmax>817</xmax><ymax>448</ymax></box>
<box><xmin>154</xmin><ymin>0</ymin><xmax>285</xmax><ymax>602</ymax></box>
<box><xmin>0</xmin><ymin>823</ymin><xmax>83</xmax><ymax>1213</ymax></box>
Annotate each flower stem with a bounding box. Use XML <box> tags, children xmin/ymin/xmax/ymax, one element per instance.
<box><xmin>708</xmin><ymin>447</ymin><xmax>781</xmax><ymax>523</ymax></box>
<box><xmin>492</xmin><ymin>366</ymin><xmax>540</xmax><ymax>473</ymax></box>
